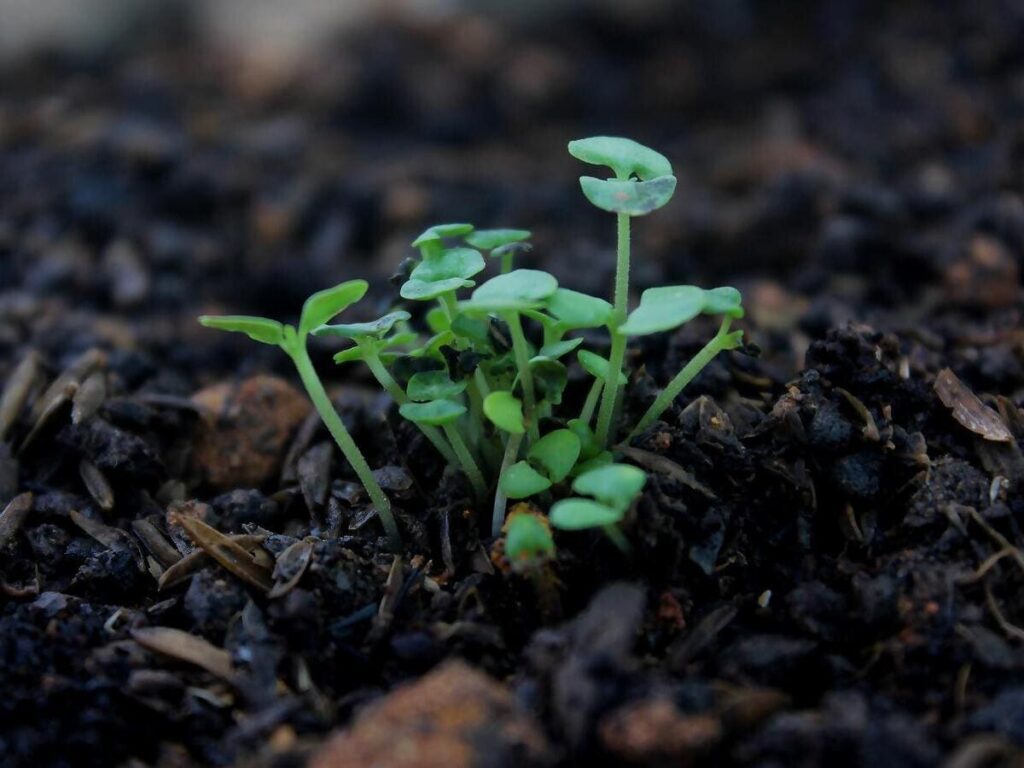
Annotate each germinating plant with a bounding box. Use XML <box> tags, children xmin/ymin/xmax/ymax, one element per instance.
<box><xmin>199</xmin><ymin>137</ymin><xmax>744</xmax><ymax>552</ymax></box>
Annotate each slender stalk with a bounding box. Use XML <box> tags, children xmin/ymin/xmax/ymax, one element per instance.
<box><xmin>504</xmin><ymin>311</ymin><xmax>540</xmax><ymax>444</ymax></box>
<box><xmin>602</xmin><ymin>524</ymin><xmax>631</xmax><ymax>555</ymax></box>
<box><xmin>359</xmin><ymin>342</ymin><xmax>459</xmax><ymax>466</ymax></box>
<box><xmin>443</xmin><ymin>423</ymin><xmax>488</xmax><ymax>498</ymax></box>
<box><xmin>441</xmin><ymin>292</ymin><xmax>458</xmax><ymax>323</ymax></box>
<box><xmin>595</xmin><ymin>212</ymin><xmax>631</xmax><ymax>447</ymax></box>
<box><xmin>626</xmin><ymin>317</ymin><xmax>735</xmax><ymax>441</ymax></box>
<box><xmin>579</xmin><ymin>378</ymin><xmax>603</xmax><ymax>426</ymax></box>
<box><xmin>474</xmin><ymin>366</ymin><xmax>491</xmax><ymax>398</ymax></box>
<box><xmin>501</xmin><ymin>251</ymin><xmax>513</xmax><ymax>274</ymax></box>
<box><xmin>466</xmin><ymin>377</ymin><xmax>485</xmax><ymax>451</ymax></box>
<box><xmin>491</xmin><ymin>431</ymin><xmax>524</xmax><ymax>537</ymax></box>
<box><xmin>289</xmin><ymin>343</ymin><xmax>400</xmax><ymax>551</ymax></box>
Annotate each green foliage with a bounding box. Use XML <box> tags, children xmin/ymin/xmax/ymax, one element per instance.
<box><xmin>504</xmin><ymin>510</ymin><xmax>555</xmax><ymax>566</ymax></box>
<box><xmin>199</xmin><ymin>135</ymin><xmax>745</xmax><ymax>559</ymax></box>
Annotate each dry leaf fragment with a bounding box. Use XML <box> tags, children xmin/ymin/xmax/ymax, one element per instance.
<box><xmin>131</xmin><ymin>626</ymin><xmax>236</xmax><ymax>682</ymax></box>
<box><xmin>934</xmin><ymin>368</ymin><xmax>1013</xmax><ymax>442</ymax></box>
<box><xmin>175</xmin><ymin>514</ymin><xmax>274</xmax><ymax>591</ymax></box>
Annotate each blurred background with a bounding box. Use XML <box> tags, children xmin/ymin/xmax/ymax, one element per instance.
<box><xmin>2</xmin><ymin>0</ymin><xmax>1023</xmax><ymax>380</ymax></box>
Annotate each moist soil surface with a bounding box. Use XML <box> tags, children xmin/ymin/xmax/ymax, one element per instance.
<box><xmin>4</xmin><ymin>2</ymin><xmax>1024</xmax><ymax>766</ymax></box>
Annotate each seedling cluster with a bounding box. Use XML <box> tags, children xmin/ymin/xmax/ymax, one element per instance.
<box><xmin>200</xmin><ymin>137</ymin><xmax>744</xmax><ymax>553</ymax></box>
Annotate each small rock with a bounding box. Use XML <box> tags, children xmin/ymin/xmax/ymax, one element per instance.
<box><xmin>600</xmin><ymin>699</ymin><xmax>721</xmax><ymax>764</ymax></box>
<box><xmin>944</xmin><ymin>235</ymin><xmax>1019</xmax><ymax>309</ymax></box>
<box><xmin>309</xmin><ymin>660</ymin><xmax>552</xmax><ymax>768</ymax></box>
<box><xmin>192</xmin><ymin>375</ymin><xmax>310</xmax><ymax>491</ymax></box>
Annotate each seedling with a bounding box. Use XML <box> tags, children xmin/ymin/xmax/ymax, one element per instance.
<box><xmin>199</xmin><ymin>281</ymin><xmax>402</xmax><ymax>551</ymax></box>
<box><xmin>199</xmin><ymin>136</ymin><xmax>744</xmax><ymax>558</ymax></box>
<box><xmin>549</xmin><ymin>463</ymin><xmax>647</xmax><ymax>553</ymax></box>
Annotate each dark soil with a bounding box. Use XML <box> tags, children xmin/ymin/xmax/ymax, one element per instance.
<box><xmin>4</xmin><ymin>2</ymin><xmax>1024</xmax><ymax>766</ymax></box>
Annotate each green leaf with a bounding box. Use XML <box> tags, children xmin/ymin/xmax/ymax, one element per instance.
<box><xmin>398</xmin><ymin>399</ymin><xmax>466</xmax><ymax>426</ymax></box>
<box><xmin>450</xmin><ymin>314</ymin><xmax>491</xmax><ymax>347</ymax></box>
<box><xmin>567</xmin><ymin>418</ymin><xmax>602</xmax><ymax>461</ymax></box>
<box><xmin>568</xmin><ymin>136</ymin><xmax>673</xmax><ymax>180</ymax></box>
<box><xmin>491</xmin><ymin>242</ymin><xmax>533</xmax><ymax>263</ymax></box>
<box><xmin>549</xmin><ymin>498</ymin><xmax>623</xmax><ymax>530</ymax></box>
<box><xmin>299</xmin><ymin>280</ymin><xmax>368</xmax><ymax>336</ymax></box>
<box><xmin>702</xmin><ymin>286</ymin><xmax>744</xmax><ymax>319</ymax></box>
<box><xmin>463</xmin><ymin>270</ymin><xmax>558</xmax><ymax>313</ymax></box>
<box><xmin>483</xmin><ymin>391</ymin><xmax>525</xmax><ymax>434</ymax></box>
<box><xmin>465</xmin><ymin>229</ymin><xmax>530</xmax><ymax>251</ymax></box>
<box><xmin>314</xmin><ymin>310</ymin><xmax>411</xmax><ymax>340</ymax></box>
<box><xmin>400</xmin><ymin>277</ymin><xmax>474</xmax><ymax>301</ymax></box>
<box><xmin>528</xmin><ymin>429</ymin><xmax>580</xmax><ymax>483</ymax></box>
<box><xmin>501</xmin><ymin>461</ymin><xmax>552</xmax><ymax>499</ymax></box>
<box><xmin>573</xmin><ymin>464</ymin><xmax>646</xmax><ymax>509</ymax></box>
<box><xmin>579</xmin><ymin>176</ymin><xmax>676</xmax><ymax>216</ymax></box>
<box><xmin>546</xmin><ymin>289</ymin><xmax>613</xmax><ymax>330</ymax></box>
<box><xmin>619</xmin><ymin>285</ymin><xmax>705</xmax><ymax>336</ymax></box>
<box><xmin>577</xmin><ymin>350</ymin><xmax>627</xmax><ymax>385</ymax></box>
<box><xmin>407</xmin><ymin>370</ymin><xmax>466</xmax><ymax>401</ymax></box>
<box><xmin>570</xmin><ymin>451</ymin><xmax>614</xmax><ymax>477</ymax></box>
<box><xmin>412</xmin><ymin>223</ymin><xmax>474</xmax><ymax>248</ymax></box>
<box><xmin>411</xmin><ymin>247</ymin><xmax>485</xmax><ymax>282</ymax></box>
<box><xmin>528</xmin><ymin>357</ymin><xmax>568</xmax><ymax>405</ymax></box>
<box><xmin>538</xmin><ymin>338</ymin><xmax>583</xmax><ymax>360</ymax></box>
<box><xmin>505</xmin><ymin>513</ymin><xmax>555</xmax><ymax>562</ymax></box>
<box><xmin>409</xmin><ymin>330</ymin><xmax>455</xmax><ymax>358</ymax></box>
<box><xmin>199</xmin><ymin>315</ymin><xmax>284</xmax><ymax>346</ymax></box>
<box><xmin>426</xmin><ymin>306</ymin><xmax>450</xmax><ymax>333</ymax></box>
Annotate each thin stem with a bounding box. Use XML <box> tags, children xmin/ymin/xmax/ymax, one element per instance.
<box><xmin>491</xmin><ymin>431</ymin><xmax>524</xmax><ymax>537</ymax></box>
<box><xmin>443</xmin><ymin>423</ymin><xmax>488</xmax><ymax>499</ymax></box>
<box><xmin>359</xmin><ymin>342</ymin><xmax>459</xmax><ymax>467</ymax></box>
<box><xmin>289</xmin><ymin>343</ymin><xmax>400</xmax><ymax>551</ymax></box>
<box><xmin>626</xmin><ymin>318</ymin><xmax>735</xmax><ymax>442</ymax></box>
<box><xmin>501</xmin><ymin>251</ymin><xmax>513</xmax><ymax>274</ymax></box>
<box><xmin>440</xmin><ymin>292</ymin><xmax>458</xmax><ymax>323</ymax></box>
<box><xmin>504</xmin><ymin>311</ymin><xmax>540</xmax><ymax>444</ymax></box>
<box><xmin>595</xmin><ymin>212</ymin><xmax>632</xmax><ymax>448</ymax></box>
<box><xmin>602</xmin><ymin>524</ymin><xmax>631</xmax><ymax>555</ymax></box>
<box><xmin>474</xmin><ymin>366</ymin><xmax>491</xmax><ymax>398</ymax></box>
<box><xmin>579</xmin><ymin>378</ymin><xmax>603</xmax><ymax>426</ymax></box>
<box><xmin>466</xmin><ymin>377</ymin><xmax>484</xmax><ymax>451</ymax></box>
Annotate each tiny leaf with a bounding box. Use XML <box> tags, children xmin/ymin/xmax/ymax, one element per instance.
<box><xmin>398</xmin><ymin>399</ymin><xmax>466</xmax><ymax>426</ymax></box>
<box><xmin>501</xmin><ymin>461</ymin><xmax>552</xmax><ymax>499</ymax></box>
<box><xmin>463</xmin><ymin>269</ymin><xmax>558</xmax><ymax>313</ymax></box>
<box><xmin>528</xmin><ymin>357</ymin><xmax>568</xmax><ymax>405</ymax></box>
<box><xmin>579</xmin><ymin>176</ymin><xmax>677</xmax><ymax>216</ymax></box>
<box><xmin>407</xmin><ymin>370</ymin><xmax>467</xmax><ymax>401</ymax></box>
<box><xmin>570</xmin><ymin>451</ymin><xmax>614</xmax><ymax>477</ymax></box>
<box><xmin>549</xmin><ymin>498</ymin><xmax>624</xmax><ymax>530</ymax></box>
<box><xmin>568</xmin><ymin>137</ymin><xmax>673</xmax><ymax>180</ymax></box>
<box><xmin>573</xmin><ymin>464</ymin><xmax>646</xmax><ymax>509</ymax></box>
<box><xmin>412</xmin><ymin>223</ymin><xmax>474</xmax><ymax>248</ymax></box>
<box><xmin>314</xmin><ymin>310</ymin><xmax>411</xmax><ymax>340</ymax></box>
<box><xmin>567</xmin><ymin>418</ymin><xmax>602</xmax><ymax>461</ymax></box>
<box><xmin>547</xmin><ymin>288</ymin><xmax>613</xmax><ymax>330</ymax></box>
<box><xmin>619</xmin><ymin>285</ymin><xmax>705</xmax><ymax>336</ymax></box>
<box><xmin>465</xmin><ymin>229</ymin><xmax>531</xmax><ymax>250</ymax></box>
<box><xmin>577</xmin><ymin>350</ymin><xmax>627</xmax><ymax>385</ymax></box>
<box><xmin>702</xmin><ymin>286</ymin><xmax>744</xmax><ymax>319</ymax></box>
<box><xmin>411</xmin><ymin>247</ymin><xmax>485</xmax><ymax>282</ymax></box>
<box><xmin>484</xmin><ymin>391</ymin><xmax>525</xmax><ymax>434</ymax></box>
<box><xmin>300</xmin><ymin>280</ymin><xmax>368</xmax><ymax>336</ymax></box>
<box><xmin>528</xmin><ymin>429</ymin><xmax>581</xmax><ymax>483</ymax></box>
<box><xmin>400</xmin><ymin>277</ymin><xmax>474</xmax><ymax>301</ymax></box>
<box><xmin>505</xmin><ymin>512</ymin><xmax>555</xmax><ymax>562</ymax></box>
<box><xmin>199</xmin><ymin>315</ymin><xmax>284</xmax><ymax>346</ymax></box>
<box><xmin>538</xmin><ymin>338</ymin><xmax>584</xmax><ymax>360</ymax></box>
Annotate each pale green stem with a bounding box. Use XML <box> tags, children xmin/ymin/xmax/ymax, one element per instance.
<box><xmin>359</xmin><ymin>341</ymin><xmax>459</xmax><ymax>466</ymax></box>
<box><xmin>474</xmin><ymin>366</ymin><xmax>491</xmax><ymax>398</ymax></box>
<box><xmin>466</xmin><ymin>378</ymin><xmax>484</xmax><ymax>451</ymax></box>
<box><xmin>626</xmin><ymin>317</ymin><xmax>735</xmax><ymax>442</ymax></box>
<box><xmin>595</xmin><ymin>212</ymin><xmax>631</xmax><ymax>447</ymax></box>
<box><xmin>440</xmin><ymin>292</ymin><xmax>458</xmax><ymax>322</ymax></box>
<box><xmin>289</xmin><ymin>342</ymin><xmax>400</xmax><ymax>551</ymax></box>
<box><xmin>501</xmin><ymin>251</ymin><xmax>513</xmax><ymax>274</ymax></box>
<box><xmin>603</xmin><ymin>524</ymin><xmax>631</xmax><ymax>555</ymax></box>
<box><xmin>579</xmin><ymin>378</ymin><xmax>603</xmax><ymax>426</ymax></box>
<box><xmin>443</xmin><ymin>423</ymin><xmax>488</xmax><ymax>498</ymax></box>
<box><xmin>491</xmin><ymin>431</ymin><xmax>524</xmax><ymax>537</ymax></box>
<box><xmin>504</xmin><ymin>311</ymin><xmax>540</xmax><ymax>444</ymax></box>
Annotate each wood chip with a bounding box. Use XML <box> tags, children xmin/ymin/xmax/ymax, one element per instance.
<box><xmin>934</xmin><ymin>368</ymin><xmax>1013</xmax><ymax>442</ymax></box>
<box><xmin>131</xmin><ymin>519</ymin><xmax>183</xmax><ymax>568</ymax></box>
<box><xmin>157</xmin><ymin>533</ymin><xmax>265</xmax><ymax>591</ymax></box>
<box><xmin>174</xmin><ymin>514</ymin><xmax>274</xmax><ymax>591</ymax></box>
<box><xmin>131</xmin><ymin>626</ymin><xmax>236</xmax><ymax>682</ymax></box>
<box><xmin>0</xmin><ymin>492</ymin><xmax>32</xmax><ymax>549</ymax></box>
<box><xmin>0</xmin><ymin>351</ymin><xmax>41</xmax><ymax>440</ymax></box>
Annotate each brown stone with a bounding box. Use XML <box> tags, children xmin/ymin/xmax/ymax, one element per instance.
<box><xmin>191</xmin><ymin>375</ymin><xmax>310</xmax><ymax>490</ymax></box>
<box><xmin>310</xmin><ymin>661</ymin><xmax>551</xmax><ymax>768</ymax></box>
<box><xmin>944</xmin><ymin>235</ymin><xmax>1019</xmax><ymax>309</ymax></box>
<box><xmin>599</xmin><ymin>698</ymin><xmax>721</xmax><ymax>765</ymax></box>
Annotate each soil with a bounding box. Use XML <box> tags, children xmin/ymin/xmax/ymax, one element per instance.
<box><xmin>3</xmin><ymin>2</ymin><xmax>1024</xmax><ymax>766</ymax></box>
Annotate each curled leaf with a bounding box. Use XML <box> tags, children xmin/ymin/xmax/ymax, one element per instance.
<box><xmin>199</xmin><ymin>315</ymin><xmax>284</xmax><ymax>346</ymax></box>
<box><xmin>579</xmin><ymin>175</ymin><xmax>677</xmax><ymax>216</ymax></box>
<box><xmin>300</xmin><ymin>280</ymin><xmax>368</xmax><ymax>335</ymax></box>
<box><xmin>465</xmin><ymin>229</ymin><xmax>531</xmax><ymax>251</ymax></box>
<box><xmin>399</xmin><ymin>399</ymin><xmax>466</xmax><ymax>426</ymax></box>
<box><xmin>568</xmin><ymin>136</ymin><xmax>673</xmax><ymax>180</ymax></box>
<box><xmin>315</xmin><ymin>310</ymin><xmax>411</xmax><ymax>340</ymax></box>
<box><xmin>500</xmin><ymin>461</ymin><xmax>552</xmax><ymax>499</ymax></box>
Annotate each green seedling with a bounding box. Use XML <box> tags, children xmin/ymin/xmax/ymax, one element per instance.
<box><xmin>199</xmin><ymin>281</ymin><xmax>401</xmax><ymax>551</ymax></box>
<box><xmin>202</xmin><ymin>137</ymin><xmax>743</xmax><ymax>559</ymax></box>
<box><xmin>504</xmin><ymin>507</ymin><xmax>555</xmax><ymax>568</ymax></box>
<box><xmin>549</xmin><ymin>463</ymin><xmax>646</xmax><ymax>553</ymax></box>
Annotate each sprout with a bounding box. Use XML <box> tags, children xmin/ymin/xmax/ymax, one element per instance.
<box><xmin>465</xmin><ymin>228</ymin><xmax>532</xmax><ymax>274</ymax></box>
<box><xmin>549</xmin><ymin>463</ymin><xmax>647</xmax><ymax>553</ymax></box>
<box><xmin>569</xmin><ymin>136</ymin><xmax>677</xmax><ymax>449</ymax></box>
<box><xmin>200</xmin><ymin>280</ymin><xmax>401</xmax><ymax>551</ymax></box>
<box><xmin>504</xmin><ymin>508</ymin><xmax>555</xmax><ymax>569</ymax></box>
<box><xmin>400</xmin><ymin>399</ymin><xmax>487</xmax><ymax>499</ymax></box>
